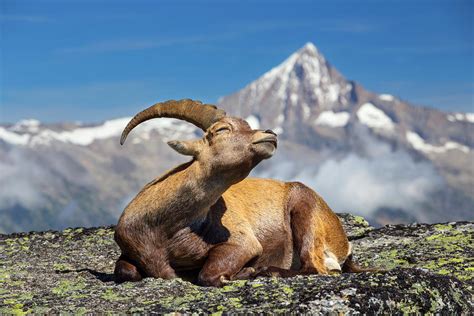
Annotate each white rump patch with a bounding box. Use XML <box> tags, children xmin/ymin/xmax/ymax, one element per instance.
<box><xmin>324</xmin><ymin>249</ymin><xmax>342</xmax><ymax>272</ymax></box>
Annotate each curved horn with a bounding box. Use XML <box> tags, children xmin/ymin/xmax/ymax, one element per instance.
<box><xmin>120</xmin><ymin>99</ymin><xmax>226</xmax><ymax>145</ymax></box>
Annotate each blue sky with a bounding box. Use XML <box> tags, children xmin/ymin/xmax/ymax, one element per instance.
<box><xmin>1</xmin><ymin>0</ymin><xmax>472</xmax><ymax>123</ymax></box>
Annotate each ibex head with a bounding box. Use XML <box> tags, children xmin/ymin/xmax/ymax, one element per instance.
<box><xmin>120</xmin><ymin>99</ymin><xmax>277</xmax><ymax>180</ymax></box>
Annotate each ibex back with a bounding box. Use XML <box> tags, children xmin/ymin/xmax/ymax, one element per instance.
<box><xmin>114</xmin><ymin>99</ymin><xmax>372</xmax><ymax>287</ymax></box>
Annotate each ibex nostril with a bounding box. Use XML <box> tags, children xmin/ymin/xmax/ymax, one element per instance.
<box><xmin>265</xmin><ymin>129</ymin><xmax>277</xmax><ymax>136</ymax></box>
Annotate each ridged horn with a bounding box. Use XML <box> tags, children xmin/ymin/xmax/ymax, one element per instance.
<box><xmin>120</xmin><ymin>99</ymin><xmax>226</xmax><ymax>145</ymax></box>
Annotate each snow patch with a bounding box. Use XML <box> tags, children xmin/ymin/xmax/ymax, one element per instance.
<box><xmin>447</xmin><ymin>113</ymin><xmax>474</xmax><ymax>123</ymax></box>
<box><xmin>38</xmin><ymin>118</ymin><xmax>131</xmax><ymax>146</ymax></box>
<box><xmin>406</xmin><ymin>131</ymin><xmax>470</xmax><ymax>154</ymax></box>
<box><xmin>302</xmin><ymin>42</ymin><xmax>317</xmax><ymax>54</ymax></box>
<box><xmin>10</xmin><ymin>119</ymin><xmax>41</xmax><ymax>133</ymax></box>
<box><xmin>357</xmin><ymin>103</ymin><xmax>395</xmax><ymax>131</ymax></box>
<box><xmin>0</xmin><ymin>127</ymin><xmax>31</xmax><ymax>145</ymax></box>
<box><xmin>379</xmin><ymin>94</ymin><xmax>395</xmax><ymax>102</ymax></box>
<box><xmin>4</xmin><ymin>117</ymin><xmax>197</xmax><ymax>147</ymax></box>
<box><xmin>245</xmin><ymin>115</ymin><xmax>260</xmax><ymax>130</ymax></box>
<box><xmin>328</xmin><ymin>84</ymin><xmax>340</xmax><ymax>102</ymax></box>
<box><xmin>315</xmin><ymin>111</ymin><xmax>350</xmax><ymax>128</ymax></box>
<box><xmin>290</xmin><ymin>93</ymin><xmax>299</xmax><ymax>105</ymax></box>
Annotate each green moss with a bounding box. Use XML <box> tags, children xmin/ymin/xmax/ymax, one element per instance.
<box><xmin>0</xmin><ymin>288</ymin><xmax>9</xmax><ymax>297</ymax></box>
<box><xmin>433</xmin><ymin>224</ymin><xmax>454</xmax><ymax>231</ymax></box>
<box><xmin>282</xmin><ymin>286</ymin><xmax>294</xmax><ymax>296</ymax></box>
<box><xmin>75</xmin><ymin>307</ymin><xmax>89</xmax><ymax>315</ymax></box>
<box><xmin>222</xmin><ymin>280</ymin><xmax>247</xmax><ymax>292</ymax></box>
<box><xmin>101</xmin><ymin>288</ymin><xmax>127</xmax><ymax>301</ymax></box>
<box><xmin>129</xmin><ymin>307</ymin><xmax>145</xmax><ymax>313</ymax></box>
<box><xmin>121</xmin><ymin>282</ymin><xmax>135</xmax><ymax>289</ymax></box>
<box><xmin>31</xmin><ymin>306</ymin><xmax>50</xmax><ymax>314</ymax></box>
<box><xmin>426</xmin><ymin>234</ymin><xmax>443</xmax><ymax>241</ymax></box>
<box><xmin>251</xmin><ymin>283</ymin><xmax>264</xmax><ymax>288</ymax></box>
<box><xmin>424</xmin><ymin>257</ymin><xmax>465</xmax><ymax>270</ymax></box>
<box><xmin>51</xmin><ymin>279</ymin><xmax>86</xmax><ymax>296</ymax></box>
<box><xmin>95</xmin><ymin>228</ymin><xmax>112</xmax><ymax>236</ymax></box>
<box><xmin>227</xmin><ymin>297</ymin><xmax>243</xmax><ymax>308</ymax></box>
<box><xmin>372</xmin><ymin>249</ymin><xmax>410</xmax><ymax>269</ymax></box>
<box><xmin>1</xmin><ymin>298</ymin><xmax>30</xmax><ymax>315</ymax></box>
<box><xmin>53</xmin><ymin>263</ymin><xmax>73</xmax><ymax>271</ymax></box>
<box><xmin>417</xmin><ymin>228</ymin><xmax>473</xmax><ymax>281</ymax></box>
<box><xmin>154</xmin><ymin>289</ymin><xmax>206</xmax><ymax>310</ymax></box>
<box><xmin>353</xmin><ymin>216</ymin><xmax>369</xmax><ymax>226</ymax></box>
<box><xmin>398</xmin><ymin>302</ymin><xmax>419</xmax><ymax>314</ymax></box>
<box><xmin>0</xmin><ymin>271</ymin><xmax>10</xmax><ymax>283</ymax></box>
<box><xmin>425</xmin><ymin>230</ymin><xmax>471</xmax><ymax>252</ymax></box>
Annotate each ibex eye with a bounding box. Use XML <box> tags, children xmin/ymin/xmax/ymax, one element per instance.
<box><xmin>215</xmin><ymin>127</ymin><xmax>230</xmax><ymax>135</ymax></box>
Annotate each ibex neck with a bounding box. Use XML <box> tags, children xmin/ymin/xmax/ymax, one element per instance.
<box><xmin>150</xmin><ymin>160</ymin><xmax>235</xmax><ymax>229</ymax></box>
<box><xmin>184</xmin><ymin>161</ymin><xmax>233</xmax><ymax>204</ymax></box>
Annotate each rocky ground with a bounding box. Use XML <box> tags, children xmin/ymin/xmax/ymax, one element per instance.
<box><xmin>0</xmin><ymin>214</ymin><xmax>472</xmax><ymax>314</ymax></box>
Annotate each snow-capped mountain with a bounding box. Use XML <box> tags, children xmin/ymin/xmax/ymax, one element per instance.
<box><xmin>219</xmin><ymin>43</ymin><xmax>474</xmax><ymax>225</ymax></box>
<box><xmin>219</xmin><ymin>43</ymin><xmax>355</xmax><ymax>138</ymax></box>
<box><xmin>220</xmin><ymin>43</ymin><xmax>473</xmax><ymax>152</ymax></box>
<box><xmin>0</xmin><ymin>118</ymin><xmax>199</xmax><ymax>233</ymax></box>
<box><xmin>1</xmin><ymin>42</ymin><xmax>472</xmax><ymax>233</ymax></box>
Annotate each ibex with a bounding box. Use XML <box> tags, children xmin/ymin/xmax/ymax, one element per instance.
<box><xmin>115</xmin><ymin>99</ymin><xmax>370</xmax><ymax>287</ymax></box>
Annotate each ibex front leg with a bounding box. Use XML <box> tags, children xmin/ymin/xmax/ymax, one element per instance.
<box><xmin>198</xmin><ymin>237</ymin><xmax>262</xmax><ymax>287</ymax></box>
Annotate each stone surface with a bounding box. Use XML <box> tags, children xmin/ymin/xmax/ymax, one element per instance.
<box><xmin>0</xmin><ymin>214</ymin><xmax>472</xmax><ymax>314</ymax></box>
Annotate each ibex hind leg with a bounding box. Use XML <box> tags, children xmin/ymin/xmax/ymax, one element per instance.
<box><xmin>114</xmin><ymin>254</ymin><xmax>143</xmax><ymax>283</ymax></box>
<box><xmin>287</xmin><ymin>182</ymin><xmax>330</xmax><ymax>275</ymax></box>
<box><xmin>248</xmin><ymin>186</ymin><xmax>332</xmax><ymax>279</ymax></box>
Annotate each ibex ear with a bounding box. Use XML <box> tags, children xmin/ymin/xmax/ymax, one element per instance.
<box><xmin>167</xmin><ymin>140</ymin><xmax>200</xmax><ymax>156</ymax></box>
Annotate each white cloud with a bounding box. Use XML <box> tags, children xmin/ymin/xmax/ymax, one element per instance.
<box><xmin>253</xmin><ymin>129</ymin><xmax>443</xmax><ymax>220</ymax></box>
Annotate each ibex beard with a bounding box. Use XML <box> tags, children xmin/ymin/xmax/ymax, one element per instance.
<box><xmin>114</xmin><ymin>99</ymin><xmax>375</xmax><ymax>287</ymax></box>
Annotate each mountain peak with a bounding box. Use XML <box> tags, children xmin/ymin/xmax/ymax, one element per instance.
<box><xmin>218</xmin><ymin>42</ymin><xmax>355</xmax><ymax>133</ymax></box>
<box><xmin>298</xmin><ymin>42</ymin><xmax>319</xmax><ymax>57</ymax></box>
<box><xmin>276</xmin><ymin>42</ymin><xmax>326</xmax><ymax>74</ymax></box>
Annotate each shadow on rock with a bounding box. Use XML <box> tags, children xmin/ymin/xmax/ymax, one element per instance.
<box><xmin>55</xmin><ymin>268</ymin><xmax>115</xmax><ymax>283</ymax></box>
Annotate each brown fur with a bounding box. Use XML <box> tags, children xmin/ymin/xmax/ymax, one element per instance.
<box><xmin>115</xmin><ymin>114</ymin><xmax>370</xmax><ymax>287</ymax></box>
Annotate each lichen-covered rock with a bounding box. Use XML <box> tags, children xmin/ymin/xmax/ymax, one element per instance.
<box><xmin>353</xmin><ymin>221</ymin><xmax>474</xmax><ymax>285</ymax></box>
<box><xmin>0</xmin><ymin>214</ymin><xmax>472</xmax><ymax>314</ymax></box>
<box><xmin>338</xmin><ymin>213</ymin><xmax>374</xmax><ymax>240</ymax></box>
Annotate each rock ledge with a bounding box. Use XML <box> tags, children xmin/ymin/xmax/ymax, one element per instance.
<box><xmin>0</xmin><ymin>214</ymin><xmax>472</xmax><ymax>314</ymax></box>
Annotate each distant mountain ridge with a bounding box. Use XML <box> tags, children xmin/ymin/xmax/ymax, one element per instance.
<box><xmin>0</xmin><ymin>42</ymin><xmax>472</xmax><ymax>233</ymax></box>
<box><xmin>219</xmin><ymin>43</ymin><xmax>474</xmax><ymax>224</ymax></box>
